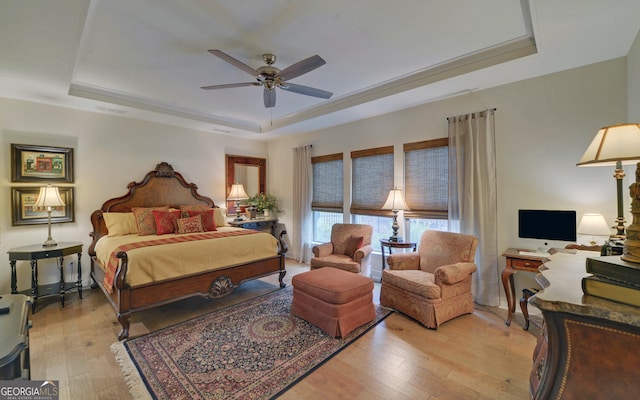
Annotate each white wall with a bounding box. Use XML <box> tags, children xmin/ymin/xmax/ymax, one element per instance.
<box><xmin>268</xmin><ymin>57</ymin><xmax>629</xmax><ymax>303</ymax></box>
<box><xmin>0</xmin><ymin>98</ymin><xmax>268</xmax><ymax>293</ymax></box>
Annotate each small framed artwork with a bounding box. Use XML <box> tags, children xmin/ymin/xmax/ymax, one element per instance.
<box><xmin>11</xmin><ymin>187</ymin><xmax>75</xmax><ymax>226</ymax></box>
<box><xmin>11</xmin><ymin>144</ymin><xmax>74</xmax><ymax>183</ymax></box>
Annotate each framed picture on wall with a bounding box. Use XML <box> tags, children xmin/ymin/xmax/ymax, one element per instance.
<box><xmin>11</xmin><ymin>143</ymin><xmax>74</xmax><ymax>183</ymax></box>
<box><xmin>11</xmin><ymin>186</ymin><xmax>75</xmax><ymax>226</ymax></box>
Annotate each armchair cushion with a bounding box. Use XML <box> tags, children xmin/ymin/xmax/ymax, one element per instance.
<box><xmin>434</xmin><ymin>262</ymin><xmax>477</xmax><ymax>285</ymax></box>
<box><xmin>382</xmin><ymin>270</ymin><xmax>441</xmax><ymax>299</ymax></box>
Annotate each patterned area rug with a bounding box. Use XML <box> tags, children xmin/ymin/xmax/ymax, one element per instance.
<box><xmin>112</xmin><ymin>287</ymin><xmax>392</xmax><ymax>400</ymax></box>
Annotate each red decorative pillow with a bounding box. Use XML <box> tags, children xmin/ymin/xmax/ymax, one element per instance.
<box><xmin>152</xmin><ymin>210</ymin><xmax>182</xmax><ymax>235</ymax></box>
<box><xmin>132</xmin><ymin>206</ymin><xmax>169</xmax><ymax>236</ymax></box>
<box><xmin>185</xmin><ymin>209</ymin><xmax>217</xmax><ymax>231</ymax></box>
<box><xmin>344</xmin><ymin>236</ymin><xmax>364</xmax><ymax>258</ymax></box>
<box><xmin>176</xmin><ymin>214</ymin><xmax>204</xmax><ymax>234</ymax></box>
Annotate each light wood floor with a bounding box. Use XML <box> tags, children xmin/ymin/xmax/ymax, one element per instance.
<box><xmin>29</xmin><ymin>261</ymin><xmax>536</xmax><ymax>400</ymax></box>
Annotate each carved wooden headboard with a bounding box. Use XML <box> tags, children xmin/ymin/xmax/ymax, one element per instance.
<box><xmin>88</xmin><ymin>162</ymin><xmax>215</xmax><ymax>256</ymax></box>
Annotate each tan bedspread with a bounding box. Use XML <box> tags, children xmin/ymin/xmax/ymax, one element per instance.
<box><xmin>95</xmin><ymin>227</ymin><xmax>278</xmax><ymax>289</ymax></box>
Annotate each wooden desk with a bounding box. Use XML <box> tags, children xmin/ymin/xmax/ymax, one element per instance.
<box><xmin>8</xmin><ymin>242</ymin><xmax>83</xmax><ymax>312</ymax></box>
<box><xmin>501</xmin><ymin>248</ymin><xmax>548</xmax><ymax>327</ymax></box>
<box><xmin>529</xmin><ymin>250</ymin><xmax>640</xmax><ymax>399</ymax></box>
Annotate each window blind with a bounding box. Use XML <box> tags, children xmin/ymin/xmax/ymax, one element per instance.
<box><xmin>350</xmin><ymin>146</ymin><xmax>394</xmax><ymax>216</ymax></box>
<box><xmin>404</xmin><ymin>138</ymin><xmax>448</xmax><ymax>218</ymax></box>
<box><xmin>311</xmin><ymin>153</ymin><xmax>343</xmax><ymax>212</ymax></box>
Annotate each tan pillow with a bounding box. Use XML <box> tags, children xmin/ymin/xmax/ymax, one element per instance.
<box><xmin>132</xmin><ymin>206</ymin><xmax>169</xmax><ymax>235</ymax></box>
<box><xmin>103</xmin><ymin>212</ymin><xmax>138</xmax><ymax>236</ymax></box>
<box><xmin>214</xmin><ymin>207</ymin><xmax>229</xmax><ymax>227</ymax></box>
<box><xmin>176</xmin><ymin>214</ymin><xmax>204</xmax><ymax>234</ymax></box>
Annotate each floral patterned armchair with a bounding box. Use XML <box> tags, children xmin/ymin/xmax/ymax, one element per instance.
<box><xmin>310</xmin><ymin>223</ymin><xmax>374</xmax><ymax>277</ymax></box>
<box><xmin>380</xmin><ymin>230</ymin><xmax>478</xmax><ymax>328</ymax></box>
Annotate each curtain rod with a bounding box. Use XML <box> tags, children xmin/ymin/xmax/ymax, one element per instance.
<box><xmin>446</xmin><ymin>108</ymin><xmax>497</xmax><ymax>121</ymax></box>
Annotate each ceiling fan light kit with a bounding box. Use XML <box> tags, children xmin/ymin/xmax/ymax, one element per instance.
<box><xmin>201</xmin><ymin>50</ymin><xmax>333</xmax><ymax>108</ymax></box>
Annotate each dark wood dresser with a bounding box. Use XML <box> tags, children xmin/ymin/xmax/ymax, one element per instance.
<box><xmin>529</xmin><ymin>250</ymin><xmax>640</xmax><ymax>399</ymax></box>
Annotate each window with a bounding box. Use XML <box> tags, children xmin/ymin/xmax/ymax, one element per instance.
<box><xmin>351</xmin><ymin>146</ymin><xmax>394</xmax><ymax>250</ymax></box>
<box><xmin>312</xmin><ymin>153</ymin><xmax>343</xmax><ymax>242</ymax></box>
<box><xmin>404</xmin><ymin>138</ymin><xmax>449</xmax><ymax>241</ymax></box>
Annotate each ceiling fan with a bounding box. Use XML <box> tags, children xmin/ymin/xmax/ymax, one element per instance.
<box><xmin>201</xmin><ymin>50</ymin><xmax>333</xmax><ymax>108</ymax></box>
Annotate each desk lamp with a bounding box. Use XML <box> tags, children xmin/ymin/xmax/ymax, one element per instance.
<box><xmin>577</xmin><ymin>213</ymin><xmax>612</xmax><ymax>246</ymax></box>
<box><xmin>382</xmin><ymin>188</ymin><xmax>409</xmax><ymax>242</ymax></box>
<box><xmin>33</xmin><ymin>185</ymin><xmax>66</xmax><ymax>247</ymax></box>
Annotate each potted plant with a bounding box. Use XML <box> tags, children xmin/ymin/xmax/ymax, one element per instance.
<box><xmin>248</xmin><ymin>193</ymin><xmax>279</xmax><ymax>217</ymax></box>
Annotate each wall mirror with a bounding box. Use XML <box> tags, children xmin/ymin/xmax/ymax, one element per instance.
<box><xmin>226</xmin><ymin>155</ymin><xmax>266</xmax><ymax>208</ymax></box>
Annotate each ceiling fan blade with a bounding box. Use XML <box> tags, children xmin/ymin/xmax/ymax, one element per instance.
<box><xmin>280</xmin><ymin>82</ymin><xmax>333</xmax><ymax>99</ymax></box>
<box><xmin>208</xmin><ymin>49</ymin><xmax>260</xmax><ymax>77</ymax></box>
<box><xmin>264</xmin><ymin>88</ymin><xmax>276</xmax><ymax>108</ymax></box>
<box><xmin>276</xmin><ymin>55</ymin><xmax>326</xmax><ymax>81</ymax></box>
<box><xmin>201</xmin><ymin>82</ymin><xmax>260</xmax><ymax>90</ymax></box>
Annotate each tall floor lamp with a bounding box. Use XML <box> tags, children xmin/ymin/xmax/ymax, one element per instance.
<box><xmin>33</xmin><ymin>184</ymin><xmax>66</xmax><ymax>248</ymax></box>
<box><xmin>382</xmin><ymin>188</ymin><xmax>409</xmax><ymax>242</ymax></box>
<box><xmin>577</xmin><ymin>123</ymin><xmax>640</xmax><ymax>262</ymax></box>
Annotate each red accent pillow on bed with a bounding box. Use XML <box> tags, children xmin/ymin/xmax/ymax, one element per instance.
<box><xmin>185</xmin><ymin>209</ymin><xmax>217</xmax><ymax>231</ymax></box>
<box><xmin>152</xmin><ymin>210</ymin><xmax>182</xmax><ymax>235</ymax></box>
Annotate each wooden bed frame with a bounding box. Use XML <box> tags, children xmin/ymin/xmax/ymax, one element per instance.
<box><xmin>88</xmin><ymin>162</ymin><xmax>287</xmax><ymax>340</ymax></box>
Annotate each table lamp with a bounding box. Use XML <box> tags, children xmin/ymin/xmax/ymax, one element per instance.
<box><xmin>33</xmin><ymin>185</ymin><xmax>66</xmax><ymax>247</ymax></box>
<box><xmin>382</xmin><ymin>188</ymin><xmax>409</xmax><ymax>242</ymax></box>
<box><xmin>227</xmin><ymin>183</ymin><xmax>249</xmax><ymax>221</ymax></box>
<box><xmin>577</xmin><ymin>123</ymin><xmax>640</xmax><ymax>262</ymax></box>
<box><xmin>577</xmin><ymin>213</ymin><xmax>612</xmax><ymax>246</ymax></box>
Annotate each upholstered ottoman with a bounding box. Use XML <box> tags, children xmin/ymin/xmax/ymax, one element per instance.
<box><xmin>291</xmin><ymin>267</ymin><xmax>375</xmax><ymax>337</ymax></box>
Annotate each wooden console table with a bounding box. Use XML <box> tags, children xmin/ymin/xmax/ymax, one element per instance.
<box><xmin>8</xmin><ymin>242</ymin><xmax>83</xmax><ymax>312</ymax></box>
<box><xmin>529</xmin><ymin>250</ymin><xmax>640</xmax><ymax>399</ymax></box>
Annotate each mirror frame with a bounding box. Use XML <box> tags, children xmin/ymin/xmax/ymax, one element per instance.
<box><xmin>225</xmin><ymin>155</ymin><xmax>266</xmax><ymax>209</ymax></box>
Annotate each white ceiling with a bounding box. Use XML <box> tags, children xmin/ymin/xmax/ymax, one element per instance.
<box><xmin>2</xmin><ymin>0</ymin><xmax>640</xmax><ymax>140</ymax></box>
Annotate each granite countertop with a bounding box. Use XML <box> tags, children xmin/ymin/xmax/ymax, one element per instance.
<box><xmin>530</xmin><ymin>250</ymin><xmax>640</xmax><ymax>328</ymax></box>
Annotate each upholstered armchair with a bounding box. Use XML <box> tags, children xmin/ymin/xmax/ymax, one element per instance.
<box><xmin>380</xmin><ymin>230</ymin><xmax>478</xmax><ymax>328</ymax></box>
<box><xmin>310</xmin><ymin>223</ymin><xmax>374</xmax><ymax>277</ymax></box>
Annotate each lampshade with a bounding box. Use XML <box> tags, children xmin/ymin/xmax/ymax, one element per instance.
<box><xmin>33</xmin><ymin>185</ymin><xmax>66</xmax><ymax>209</ymax></box>
<box><xmin>577</xmin><ymin>123</ymin><xmax>640</xmax><ymax>167</ymax></box>
<box><xmin>227</xmin><ymin>183</ymin><xmax>249</xmax><ymax>201</ymax></box>
<box><xmin>577</xmin><ymin>213</ymin><xmax>611</xmax><ymax>236</ymax></box>
<box><xmin>382</xmin><ymin>188</ymin><xmax>409</xmax><ymax>211</ymax></box>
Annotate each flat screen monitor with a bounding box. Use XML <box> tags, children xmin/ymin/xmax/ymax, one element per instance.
<box><xmin>518</xmin><ymin>209</ymin><xmax>577</xmax><ymax>242</ymax></box>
